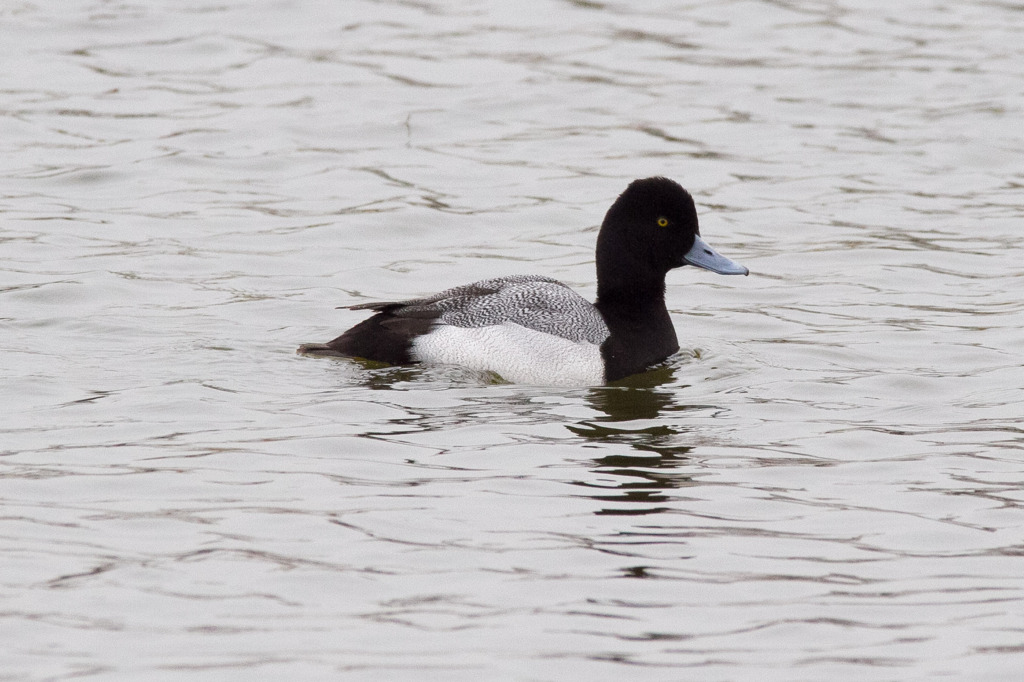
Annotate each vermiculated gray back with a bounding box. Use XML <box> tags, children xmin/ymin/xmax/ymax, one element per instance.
<box><xmin>382</xmin><ymin>275</ymin><xmax>610</xmax><ymax>345</ymax></box>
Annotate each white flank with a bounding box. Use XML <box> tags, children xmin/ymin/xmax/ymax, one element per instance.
<box><xmin>410</xmin><ymin>323</ymin><xmax>606</xmax><ymax>387</ymax></box>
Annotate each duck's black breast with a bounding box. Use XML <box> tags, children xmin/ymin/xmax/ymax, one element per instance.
<box><xmin>597</xmin><ymin>299</ymin><xmax>680</xmax><ymax>382</ymax></box>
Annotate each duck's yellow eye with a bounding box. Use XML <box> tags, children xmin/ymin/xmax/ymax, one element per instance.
<box><xmin>657</xmin><ymin>217</ymin><xmax>669</xmax><ymax>227</ymax></box>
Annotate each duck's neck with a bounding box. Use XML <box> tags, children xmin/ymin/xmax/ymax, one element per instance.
<box><xmin>595</xmin><ymin>254</ymin><xmax>669</xmax><ymax>310</ymax></box>
<box><xmin>594</xmin><ymin>282</ymin><xmax>671</xmax><ymax>330</ymax></box>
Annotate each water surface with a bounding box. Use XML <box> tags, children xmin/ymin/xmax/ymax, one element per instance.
<box><xmin>2</xmin><ymin>1</ymin><xmax>1023</xmax><ymax>679</ymax></box>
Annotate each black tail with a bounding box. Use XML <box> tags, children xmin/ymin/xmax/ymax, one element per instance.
<box><xmin>298</xmin><ymin>311</ymin><xmax>435</xmax><ymax>365</ymax></box>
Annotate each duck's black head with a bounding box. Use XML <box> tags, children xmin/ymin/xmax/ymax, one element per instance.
<box><xmin>598</xmin><ymin>177</ymin><xmax>700</xmax><ymax>280</ymax></box>
<box><xmin>596</xmin><ymin>177</ymin><xmax>747</xmax><ymax>305</ymax></box>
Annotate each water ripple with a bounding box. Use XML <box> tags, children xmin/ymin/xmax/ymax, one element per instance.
<box><xmin>3</xmin><ymin>0</ymin><xmax>1024</xmax><ymax>679</ymax></box>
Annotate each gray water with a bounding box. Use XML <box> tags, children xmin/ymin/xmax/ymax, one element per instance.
<box><xmin>3</xmin><ymin>1</ymin><xmax>1023</xmax><ymax>680</ymax></box>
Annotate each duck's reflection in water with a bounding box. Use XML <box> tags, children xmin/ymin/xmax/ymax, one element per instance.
<box><xmin>568</xmin><ymin>364</ymin><xmax>712</xmax><ymax>516</ymax></box>
<box><xmin>336</xmin><ymin>356</ymin><xmax>712</xmax><ymax>518</ymax></box>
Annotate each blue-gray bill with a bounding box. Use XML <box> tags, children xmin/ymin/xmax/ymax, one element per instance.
<box><xmin>683</xmin><ymin>235</ymin><xmax>749</xmax><ymax>275</ymax></box>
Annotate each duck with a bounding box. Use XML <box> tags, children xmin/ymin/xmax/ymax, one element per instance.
<box><xmin>298</xmin><ymin>177</ymin><xmax>748</xmax><ymax>386</ymax></box>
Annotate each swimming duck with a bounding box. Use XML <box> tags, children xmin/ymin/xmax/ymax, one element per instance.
<box><xmin>298</xmin><ymin>177</ymin><xmax>748</xmax><ymax>385</ymax></box>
